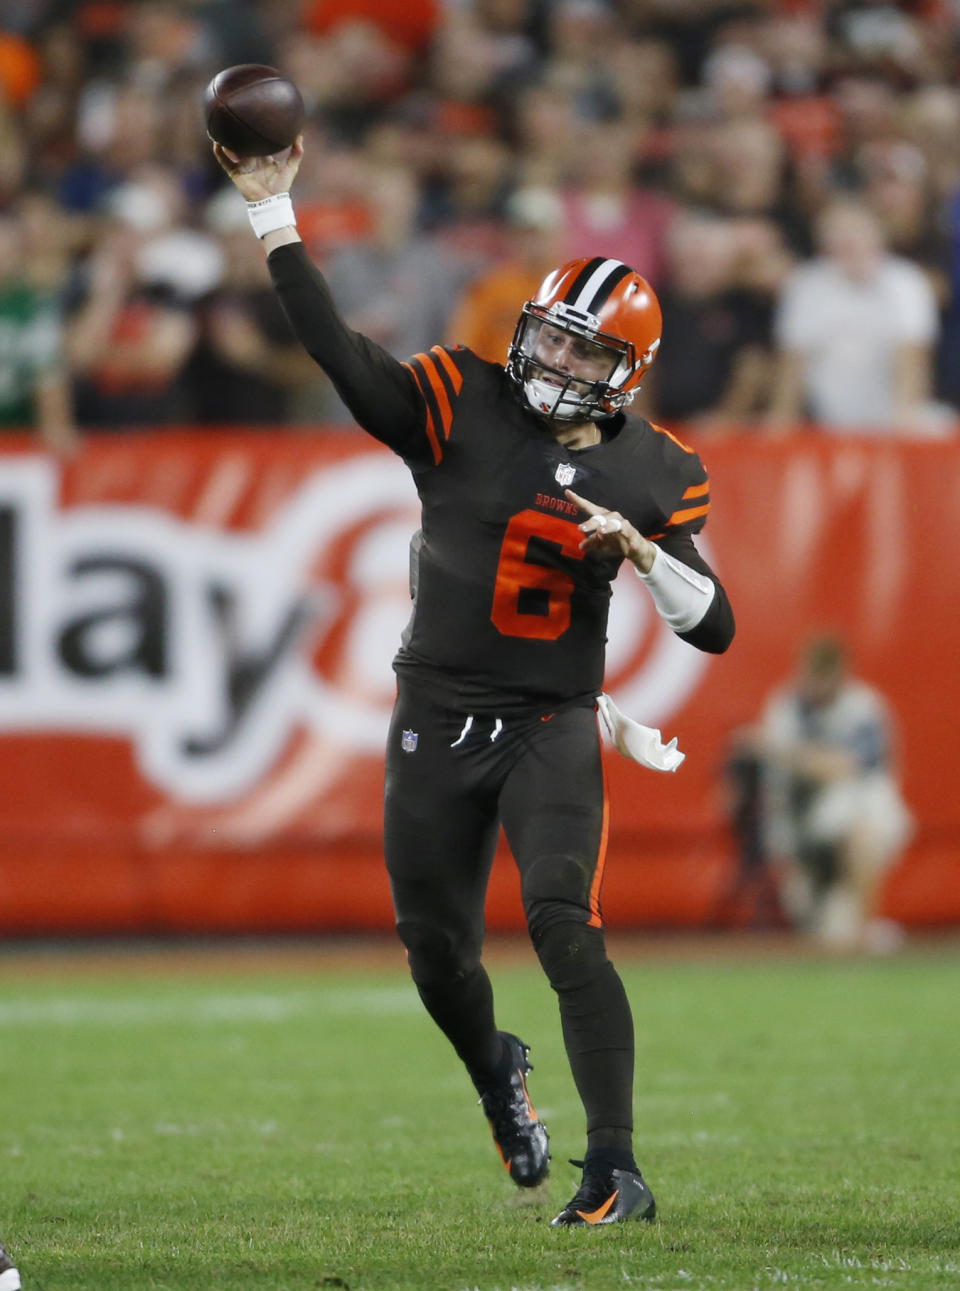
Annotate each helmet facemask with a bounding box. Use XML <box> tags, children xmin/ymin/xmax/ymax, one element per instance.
<box><xmin>507</xmin><ymin>303</ymin><xmax>638</xmax><ymax>422</ymax></box>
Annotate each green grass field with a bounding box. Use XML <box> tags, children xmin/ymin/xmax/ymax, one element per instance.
<box><xmin>1</xmin><ymin>937</ymin><xmax>959</xmax><ymax>1291</ymax></box>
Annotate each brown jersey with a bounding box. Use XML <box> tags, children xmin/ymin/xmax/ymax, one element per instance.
<box><xmin>398</xmin><ymin>344</ymin><xmax>718</xmax><ymax>709</ymax></box>
<box><xmin>267</xmin><ymin>243</ymin><xmax>733</xmax><ymax>712</ymax></box>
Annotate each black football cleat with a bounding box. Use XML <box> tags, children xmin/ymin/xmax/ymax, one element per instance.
<box><xmin>476</xmin><ymin>1031</ymin><xmax>550</xmax><ymax>1187</ymax></box>
<box><xmin>551</xmin><ymin>1159</ymin><xmax>656</xmax><ymax>1227</ymax></box>
<box><xmin>0</xmin><ymin>1240</ymin><xmax>21</xmax><ymax>1291</ymax></box>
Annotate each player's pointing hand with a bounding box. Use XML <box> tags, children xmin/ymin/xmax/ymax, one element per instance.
<box><xmin>564</xmin><ymin>489</ymin><xmax>656</xmax><ymax>572</ymax></box>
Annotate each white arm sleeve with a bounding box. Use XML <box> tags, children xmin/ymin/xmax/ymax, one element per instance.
<box><xmin>633</xmin><ymin>545</ymin><xmax>716</xmax><ymax>632</ymax></box>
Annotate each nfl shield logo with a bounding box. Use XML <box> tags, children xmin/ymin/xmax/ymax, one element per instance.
<box><xmin>401</xmin><ymin>729</ymin><xmax>419</xmax><ymax>753</ymax></box>
<box><xmin>555</xmin><ymin>463</ymin><xmax>576</xmax><ymax>487</ymax></box>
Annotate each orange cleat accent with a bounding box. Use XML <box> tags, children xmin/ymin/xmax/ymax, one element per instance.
<box><xmin>476</xmin><ymin>1032</ymin><xmax>550</xmax><ymax>1188</ymax></box>
<box><xmin>552</xmin><ymin>1162</ymin><xmax>656</xmax><ymax>1227</ymax></box>
<box><xmin>576</xmin><ymin>1190</ymin><xmax>620</xmax><ymax>1224</ymax></box>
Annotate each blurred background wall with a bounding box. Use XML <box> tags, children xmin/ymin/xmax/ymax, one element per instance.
<box><xmin>1</xmin><ymin>0</ymin><xmax>959</xmax><ymax>934</ymax></box>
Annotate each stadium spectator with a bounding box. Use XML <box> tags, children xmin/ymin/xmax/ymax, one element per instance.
<box><xmin>543</xmin><ymin>0</ymin><xmax>618</xmax><ymax>122</ymax></box>
<box><xmin>1</xmin><ymin>0</ymin><xmax>960</xmax><ymax>431</ymax></box>
<box><xmin>606</xmin><ymin>36</ymin><xmax>679</xmax><ymax>147</ymax></box>
<box><xmin>650</xmin><ymin>209</ymin><xmax>775</xmax><ymax>427</ymax></box>
<box><xmin>761</xmin><ymin>13</ymin><xmax>838</xmax><ymax>180</ymax></box>
<box><xmin>0</xmin><ymin>206</ymin><xmax>76</xmax><ymax>452</ymax></box>
<box><xmin>295</xmin><ymin>9</ymin><xmax>422</xmax><ymax>143</ymax></box>
<box><xmin>761</xmin><ymin>10</ymin><xmax>829</xmax><ymax>102</ymax></box>
<box><xmin>512</xmin><ymin>80</ymin><xmax>581</xmax><ymax>187</ymax></box>
<box><xmin>444</xmin><ymin>184</ymin><xmax>567</xmax><ymax>364</ymax></box>
<box><xmin>319</xmin><ymin>161</ymin><xmax>471</xmax><ymax>423</ymax></box>
<box><xmin>558</xmin><ymin>121</ymin><xmax>675</xmax><ymax>287</ymax></box>
<box><xmin>902</xmin><ymin>85</ymin><xmax>960</xmax><ymax>210</ymax></box>
<box><xmin>186</xmin><ymin>190</ymin><xmax>320</xmax><ymax>424</ymax></box>
<box><xmin>757</xmin><ymin>635</ymin><xmax>912</xmax><ymax>953</ymax></box>
<box><xmin>709</xmin><ymin>117</ymin><xmax>801</xmax><ymax>248</ymax></box>
<box><xmin>701</xmin><ymin>40</ymin><xmax>771</xmax><ymax>127</ymax></box>
<box><xmin>767</xmin><ymin>197</ymin><xmax>946</xmax><ymax>434</ymax></box>
<box><xmin>66</xmin><ymin>165</ymin><xmax>219</xmax><ymax>429</ymax></box>
<box><xmin>277</xmin><ymin>123</ymin><xmax>376</xmax><ymax>264</ymax></box>
<box><xmin>18</xmin><ymin>21</ymin><xmax>87</xmax><ymax>194</ymax></box>
<box><xmin>421</xmin><ymin>7</ymin><xmax>530</xmax><ymax>141</ymax></box>
<box><xmin>425</xmin><ymin>132</ymin><xmax>514</xmax><ymax>262</ymax></box>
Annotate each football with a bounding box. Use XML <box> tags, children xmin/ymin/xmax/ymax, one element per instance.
<box><xmin>203</xmin><ymin>64</ymin><xmax>305</xmax><ymax>157</ymax></box>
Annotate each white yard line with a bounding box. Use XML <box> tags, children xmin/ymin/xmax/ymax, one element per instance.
<box><xmin>0</xmin><ymin>984</ymin><xmax>421</xmax><ymax>1026</ymax></box>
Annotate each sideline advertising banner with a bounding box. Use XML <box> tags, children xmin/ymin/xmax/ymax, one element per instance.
<box><xmin>0</xmin><ymin>432</ymin><xmax>957</xmax><ymax>932</ymax></box>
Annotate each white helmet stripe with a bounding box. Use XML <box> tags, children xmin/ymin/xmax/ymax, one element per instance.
<box><xmin>570</xmin><ymin>258</ymin><xmax>627</xmax><ymax>313</ymax></box>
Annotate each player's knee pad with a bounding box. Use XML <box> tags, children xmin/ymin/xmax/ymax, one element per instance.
<box><xmin>396</xmin><ymin>919</ymin><xmax>477</xmax><ymax>987</ymax></box>
<box><xmin>532</xmin><ymin>917</ymin><xmax>611</xmax><ymax>995</ymax></box>
<box><xmin>521</xmin><ymin>852</ymin><xmax>595</xmax><ymax>943</ymax></box>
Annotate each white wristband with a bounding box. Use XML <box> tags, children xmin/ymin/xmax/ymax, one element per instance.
<box><xmin>633</xmin><ymin>545</ymin><xmax>715</xmax><ymax>632</ymax></box>
<box><xmin>247</xmin><ymin>192</ymin><xmax>296</xmax><ymax>239</ymax></box>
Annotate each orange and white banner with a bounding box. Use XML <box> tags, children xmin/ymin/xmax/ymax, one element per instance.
<box><xmin>0</xmin><ymin>431</ymin><xmax>957</xmax><ymax>933</ymax></box>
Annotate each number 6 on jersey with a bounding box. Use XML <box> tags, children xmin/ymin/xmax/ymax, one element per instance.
<box><xmin>490</xmin><ymin>509</ymin><xmax>585</xmax><ymax>640</ymax></box>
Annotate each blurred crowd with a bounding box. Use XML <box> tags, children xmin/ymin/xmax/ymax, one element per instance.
<box><xmin>4</xmin><ymin>0</ymin><xmax>960</xmax><ymax>445</ymax></box>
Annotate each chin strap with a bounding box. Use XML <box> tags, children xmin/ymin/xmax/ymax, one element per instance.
<box><xmin>524</xmin><ymin>376</ymin><xmax>586</xmax><ymax>420</ymax></box>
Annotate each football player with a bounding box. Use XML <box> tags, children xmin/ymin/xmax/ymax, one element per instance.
<box><xmin>216</xmin><ymin>137</ymin><xmax>734</xmax><ymax>1227</ymax></box>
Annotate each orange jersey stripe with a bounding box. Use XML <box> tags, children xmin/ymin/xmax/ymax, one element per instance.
<box><xmin>666</xmin><ymin>502</ymin><xmax>711</xmax><ymax>527</ymax></box>
<box><xmin>402</xmin><ymin>362</ymin><xmax>443</xmax><ymax>464</ymax></box>
<box><xmin>681</xmin><ymin>481</ymin><xmax>710</xmax><ymax>500</ymax></box>
<box><xmin>587</xmin><ymin>757</ymin><xmax>610</xmax><ymax>929</ymax></box>
<box><xmin>430</xmin><ymin>344</ymin><xmax>464</xmax><ymax>394</ymax></box>
<box><xmin>650</xmin><ymin>421</ymin><xmax>695</xmax><ymax>454</ymax></box>
<box><xmin>411</xmin><ymin>351</ymin><xmax>453</xmax><ymax>437</ymax></box>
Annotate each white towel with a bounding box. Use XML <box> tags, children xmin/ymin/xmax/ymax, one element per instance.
<box><xmin>596</xmin><ymin>692</ymin><xmax>685</xmax><ymax>773</ymax></box>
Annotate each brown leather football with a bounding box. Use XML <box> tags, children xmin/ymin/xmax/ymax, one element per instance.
<box><xmin>203</xmin><ymin>64</ymin><xmax>305</xmax><ymax>157</ymax></box>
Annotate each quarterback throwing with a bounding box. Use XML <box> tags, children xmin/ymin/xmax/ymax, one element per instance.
<box><xmin>216</xmin><ymin>134</ymin><xmax>734</xmax><ymax>1227</ymax></box>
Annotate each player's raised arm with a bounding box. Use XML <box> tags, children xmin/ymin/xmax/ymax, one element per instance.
<box><xmin>213</xmin><ymin>139</ymin><xmax>432</xmax><ymax>463</ymax></box>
